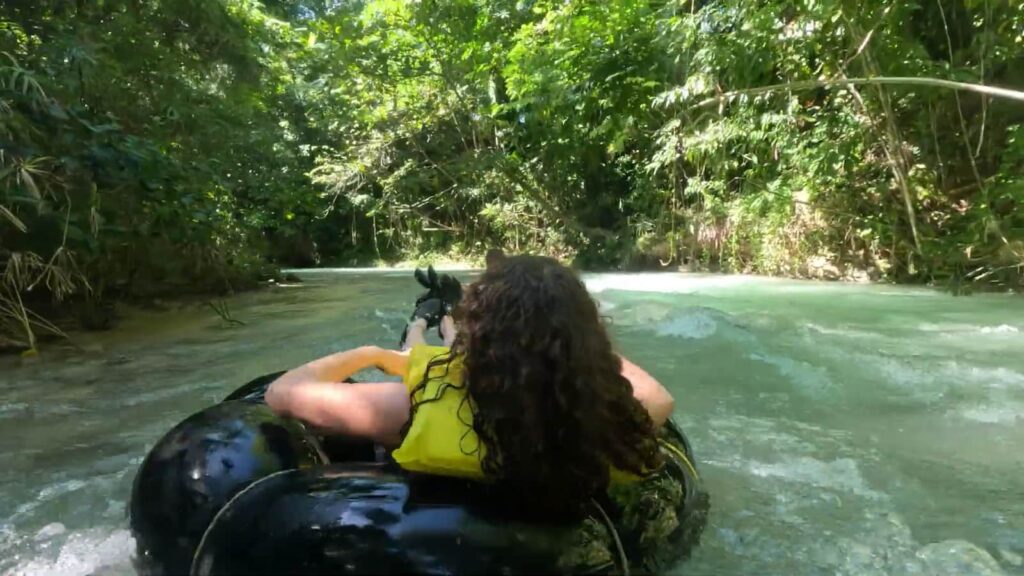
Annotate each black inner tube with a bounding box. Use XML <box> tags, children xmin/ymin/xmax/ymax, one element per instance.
<box><xmin>191</xmin><ymin>464</ymin><xmax>622</xmax><ymax>576</ymax></box>
<box><xmin>133</xmin><ymin>371</ymin><xmax>707</xmax><ymax>576</ymax></box>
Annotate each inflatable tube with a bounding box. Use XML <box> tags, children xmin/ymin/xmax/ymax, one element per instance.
<box><xmin>129</xmin><ymin>396</ymin><xmax>327</xmax><ymax>575</ymax></box>
<box><xmin>221</xmin><ymin>371</ymin><xmax>284</xmax><ymax>402</ymax></box>
<box><xmin>222</xmin><ymin>372</ymin><xmax>357</xmax><ymax>403</ymax></box>
<box><xmin>130</xmin><ymin>375</ymin><xmax>708</xmax><ymax>575</ymax></box>
<box><xmin>191</xmin><ymin>464</ymin><xmax>616</xmax><ymax>576</ymax></box>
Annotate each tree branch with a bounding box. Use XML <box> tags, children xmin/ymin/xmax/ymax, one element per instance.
<box><xmin>681</xmin><ymin>77</ymin><xmax>1024</xmax><ymax>111</ymax></box>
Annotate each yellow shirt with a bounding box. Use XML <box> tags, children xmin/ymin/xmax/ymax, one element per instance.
<box><xmin>391</xmin><ymin>345</ymin><xmax>487</xmax><ymax>479</ymax></box>
<box><xmin>391</xmin><ymin>345</ymin><xmax>646</xmax><ymax>484</ymax></box>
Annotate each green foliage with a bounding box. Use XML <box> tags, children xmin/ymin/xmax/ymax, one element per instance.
<box><xmin>303</xmin><ymin>0</ymin><xmax>1023</xmax><ymax>285</ymax></box>
<box><xmin>646</xmin><ymin>0</ymin><xmax>1024</xmax><ymax>286</ymax></box>
<box><xmin>2</xmin><ymin>0</ymin><xmax>1023</xmax><ymax>347</ymax></box>
<box><xmin>0</xmin><ymin>1</ymin><xmax>293</xmax><ymax>348</ymax></box>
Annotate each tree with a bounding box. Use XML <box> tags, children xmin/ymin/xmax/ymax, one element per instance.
<box><xmin>3</xmin><ymin>0</ymin><xmax>1022</xmax><ymax>349</ymax></box>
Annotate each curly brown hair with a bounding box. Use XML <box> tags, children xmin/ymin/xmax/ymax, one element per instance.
<box><xmin>407</xmin><ymin>255</ymin><xmax>663</xmax><ymax>519</ymax></box>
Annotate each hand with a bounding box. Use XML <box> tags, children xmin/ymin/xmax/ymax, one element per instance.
<box><xmin>399</xmin><ymin>318</ymin><xmax>426</xmax><ymax>351</ymax></box>
<box><xmin>402</xmin><ymin>267</ymin><xmax>463</xmax><ymax>349</ymax></box>
<box><xmin>411</xmin><ymin>298</ymin><xmax>444</xmax><ymax>328</ymax></box>
<box><xmin>437</xmin><ymin>274</ymin><xmax>462</xmax><ymax>313</ymax></box>
<box><xmin>412</xmin><ymin>266</ymin><xmax>463</xmax><ymax>315</ymax></box>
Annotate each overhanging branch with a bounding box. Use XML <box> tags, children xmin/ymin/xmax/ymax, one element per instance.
<box><xmin>681</xmin><ymin>77</ymin><xmax>1024</xmax><ymax>111</ymax></box>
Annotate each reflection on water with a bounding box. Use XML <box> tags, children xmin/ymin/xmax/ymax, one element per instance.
<box><xmin>1</xmin><ymin>270</ymin><xmax>1023</xmax><ymax>575</ymax></box>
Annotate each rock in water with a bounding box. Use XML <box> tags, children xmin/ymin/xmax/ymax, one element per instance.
<box><xmin>917</xmin><ymin>540</ymin><xmax>1005</xmax><ymax>576</ymax></box>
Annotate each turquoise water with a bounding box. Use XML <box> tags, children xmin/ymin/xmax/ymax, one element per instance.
<box><xmin>1</xmin><ymin>270</ymin><xmax>1022</xmax><ymax>575</ymax></box>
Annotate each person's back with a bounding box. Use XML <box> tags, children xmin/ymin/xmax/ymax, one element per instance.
<box><xmin>400</xmin><ymin>255</ymin><xmax>668</xmax><ymax>519</ymax></box>
<box><xmin>266</xmin><ymin>255</ymin><xmax>675</xmax><ymax>521</ymax></box>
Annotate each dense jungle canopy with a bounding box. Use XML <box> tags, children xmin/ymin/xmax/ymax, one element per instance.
<box><xmin>1</xmin><ymin>0</ymin><xmax>1023</xmax><ymax>349</ymax></box>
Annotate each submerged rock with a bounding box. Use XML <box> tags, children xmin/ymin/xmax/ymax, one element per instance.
<box><xmin>917</xmin><ymin>540</ymin><xmax>1005</xmax><ymax>576</ymax></box>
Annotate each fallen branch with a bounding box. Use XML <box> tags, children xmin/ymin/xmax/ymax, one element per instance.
<box><xmin>208</xmin><ymin>299</ymin><xmax>245</xmax><ymax>326</ymax></box>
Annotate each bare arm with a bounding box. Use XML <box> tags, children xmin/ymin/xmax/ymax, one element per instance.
<box><xmin>265</xmin><ymin>345</ymin><xmax>411</xmax><ymax>445</ymax></box>
<box><xmin>403</xmin><ymin>316</ymin><xmax>456</xmax><ymax>350</ymax></box>
<box><xmin>440</xmin><ymin>315</ymin><xmax>456</xmax><ymax>347</ymax></box>
<box><xmin>402</xmin><ymin>319</ymin><xmax>429</xmax><ymax>351</ymax></box>
<box><xmin>619</xmin><ymin>355</ymin><xmax>675</xmax><ymax>428</ymax></box>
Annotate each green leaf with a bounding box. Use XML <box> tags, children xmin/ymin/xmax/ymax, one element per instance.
<box><xmin>0</xmin><ymin>204</ymin><xmax>27</xmax><ymax>232</ymax></box>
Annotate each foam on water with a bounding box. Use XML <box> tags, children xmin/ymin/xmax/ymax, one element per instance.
<box><xmin>745</xmin><ymin>456</ymin><xmax>884</xmax><ymax>499</ymax></box>
<box><xmin>980</xmin><ymin>324</ymin><xmax>1020</xmax><ymax>335</ymax></box>
<box><xmin>9</xmin><ymin>476</ymin><xmax>112</xmax><ymax>525</ymax></box>
<box><xmin>0</xmin><ymin>403</ymin><xmax>29</xmax><ymax>420</ymax></box>
<box><xmin>804</xmin><ymin>322</ymin><xmax>872</xmax><ymax>338</ymax></box>
<box><xmin>748</xmin><ymin>352</ymin><xmax>833</xmax><ymax>392</ymax></box>
<box><xmin>825</xmin><ymin>347</ymin><xmax>1024</xmax><ymax>393</ymax></box>
<box><xmin>956</xmin><ymin>403</ymin><xmax>1023</xmax><ymax>424</ymax></box>
<box><xmin>875</xmin><ymin>289</ymin><xmax>941</xmax><ymax>298</ymax></box>
<box><xmin>607</xmin><ymin>301</ymin><xmax>674</xmax><ymax>326</ymax></box>
<box><xmin>1</xmin><ymin>528</ymin><xmax>134</xmax><ymax>576</ymax></box>
<box><xmin>34</xmin><ymin>523</ymin><xmax>67</xmax><ymax>540</ymax></box>
<box><xmin>36</xmin><ymin>479</ymin><xmax>89</xmax><ymax>502</ymax></box>
<box><xmin>693</xmin><ymin>413</ymin><xmax>1010</xmax><ymax>575</ymax></box>
<box><xmin>704</xmin><ymin>414</ymin><xmax>852</xmax><ymax>455</ymax></box>
<box><xmin>918</xmin><ymin>322</ymin><xmax>1022</xmax><ymax>335</ymax></box>
<box><xmin>584</xmin><ymin>272</ymin><xmax>756</xmax><ymax>294</ymax></box>
<box><xmin>654</xmin><ymin>309</ymin><xmax>720</xmax><ymax>339</ymax></box>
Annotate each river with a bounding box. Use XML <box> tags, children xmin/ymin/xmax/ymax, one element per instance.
<box><xmin>1</xmin><ymin>270</ymin><xmax>1022</xmax><ymax>575</ymax></box>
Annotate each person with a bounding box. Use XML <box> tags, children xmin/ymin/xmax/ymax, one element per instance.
<box><xmin>265</xmin><ymin>255</ymin><xmax>675</xmax><ymax>520</ymax></box>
